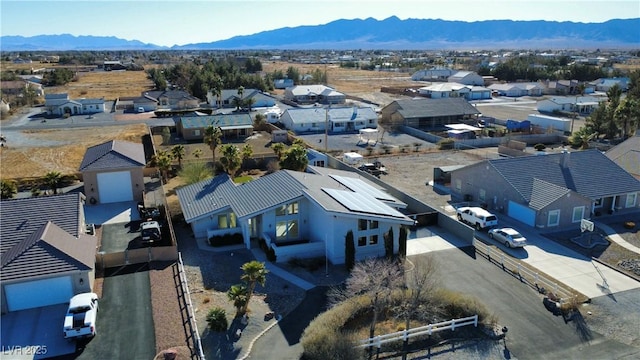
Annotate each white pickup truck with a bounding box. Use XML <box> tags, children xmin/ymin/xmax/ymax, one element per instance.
<box><xmin>63</xmin><ymin>293</ymin><xmax>98</xmax><ymax>339</ymax></box>
<box><xmin>456</xmin><ymin>206</ymin><xmax>498</xmax><ymax>231</ymax></box>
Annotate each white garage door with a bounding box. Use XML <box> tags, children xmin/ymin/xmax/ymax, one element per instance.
<box><xmin>507</xmin><ymin>201</ymin><xmax>536</xmax><ymax>226</ymax></box>
<box><xmin>98</xmin><ymin>171</ymin><xmax>133</xmax><ymax>203</ymax></box>
<box><xmin>5</xmin><ymin>276</ymin><xmax>73</xmax><ymax>311</ymax></box>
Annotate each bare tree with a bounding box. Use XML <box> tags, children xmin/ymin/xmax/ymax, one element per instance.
<box><xmin>329</xmin><ymin>257</ymin><xmax>404</xmax><ymax>359</ymax></box>
<box><xmin>395</xmin><ymin>256</ymin><xmax>440</xmax><ymax>360</ymax></box>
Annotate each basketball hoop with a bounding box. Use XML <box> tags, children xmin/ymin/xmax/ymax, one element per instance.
<box><xmin>580</xmin><ymin>218</ymin><xmax>594</xmax><ymax>233</ymax></box>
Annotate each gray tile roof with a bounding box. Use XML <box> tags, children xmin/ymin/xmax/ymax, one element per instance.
<box><xmin>1</xmin><ymin>221</ymin><xmax>96</xmax><ymax>282</ymax></box>
<box><xmin>529</xmin><ymin>178</ymin><xmax>571</xmax><ymax>210</ymax></box>
<box><xmin>79</xmin><ymin>140</ymin><xmax>146</xmax><ymax>171</ymax></box>
<box><xmin>1</xmin><ymin>193</ymin><xmax>83</xmax><ymax>257</ymax></box>
<box><xmin>606</xmin><ymin>135</ymin><xmax>640</xmax><ymax>177</ymax></box>
<box><xmin>177</xmin><ymin>167</ymin><xmax>412</xmax><ymax>223</ymax></box>
<box><xmin>489</xmin><ymin>149</ymin><xmax>640</xmax><ymax>201</ymax></box>
<box><xmin>392</xmin><ymin>98</ymin><xmax>480</xmax><ymax>119</ymax></box>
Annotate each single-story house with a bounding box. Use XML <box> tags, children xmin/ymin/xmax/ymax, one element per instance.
<box><xmin>279</xmin><ymin>106</ymin><xmax>378</xmax><ymax>134</ymax></box>
<box><xmin>418</xmin><ymin>83</ymin><xmax>491</xmax><ymax>100</ymax></box>
<box><xmin>380</xmin><ymin>98</ymin><xmax>480</xmax><ymax>130</ymax></box>
<box><xmin>542</xmin><ymin>80</ymin><xmax>590</xmax><ymax>95</ymax></box>
<box><xmin>0</xmin><ymin>193</ymin><xmax>97</xmax><ymax>313</ymax></box>
<box><xmin>606</xmin><ymin>134</ymin><xmax>640</xmax><ymax>180</ymax></box>
<box><xmin>176</xmin><ymin>113</ymin><xmax>254</xmax><ymax>141</ymax></box>
<box><xmin>447</xmin><ymin>71</ymin><xmax>484</xmax><ymax>86</ymax></box>
<box><xmin>206</xmin><ymin>89</ymin><xmax>277</xmax><ymax>109</ymax></box>
<box><xmin>488</xmin><ymin>83</ymin><xmax>544</xmax><ymax>97</ymax></box>
<box><xmin>537</xmin><ymin>96</ymin><xmax>602</xmax><ymax>115</ymax></box>
<box><xmin>284</xmin><ymin>85</ymin><xmax>346</xmax><ymax>105</ymax></box>
<box><xmin>591</xmin><ymin>78</ymin><xmax>630</xmax><ymax>92</ymax></box>
<box><xmin>44</xmin><ymin>93</ymin><xmax>105</xmax><ymax>116</ymax></box>
<box><xmin>142</xmin><ymin>90</ymin><xmax>201</xmax><ymax>110</ymax></box>
<box><xmin>79</xmin><ymin>140</ymin><xmax>146</xmax><ymax>205</ymax></box>
<box><xmin>307</xmin><ymin>149</ymin><xmax>328</xmax><ymax>167</ymax></box>
<box><xmin>274</xmin><ymin>79</ymin><xmax>294</xmax><ymax>89</ymax></box>
<box><xmin>176</xmin><ymin>167</ymin><xmax>414</xmax><ymax>264</ymax></box>
<box><xmin>450</xmin><ymin>149</ymin><xmax>640</xmax><ymax>229</ymax></box>
<box><xmin>411</xmin><ymin>68</ymin><xmax>456</xmax><ymax>81</ymax></box>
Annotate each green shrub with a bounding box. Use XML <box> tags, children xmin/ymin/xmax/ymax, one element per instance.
<box><xmin>345</xmin><ymin>231</ymin><xmax>355</xmax><ymax>271</ymax></box>
<box><xmin>206</xmin><ymin>307</ymin><xmax>228</xmax><ymax>332</ymax></box>
<box><xmin>208</xmin><ymin>233</ymin><xmax>243</xmax><ymax>247</ymax></box>
<box><xmin>437</xmin><ymin>138</ymin><xmax>455</xmax><ymax>150</ymax></box>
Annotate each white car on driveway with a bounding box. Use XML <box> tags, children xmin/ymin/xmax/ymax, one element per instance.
<box><xmin>488</xmin><ymin>227</ymin><xmax>527</xmax><ymax>248</ymax></box>
<box><xmin>456</xmin><ymin>206</ymin><xmax>498</xmax><ymax>230</ymax></box>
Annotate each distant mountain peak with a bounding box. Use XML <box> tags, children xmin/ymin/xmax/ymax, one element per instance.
<box><xmin>2</xmin><ymin>17</ymin><xmax>638</xmax><ymax>51</ymax></box>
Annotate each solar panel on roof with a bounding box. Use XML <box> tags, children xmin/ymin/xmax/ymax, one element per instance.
<box><xmin>329</xmin><ymin>175</ymin><xmax>397</xmax><ymax>203</ymax></box>
<box><xmin>323</xmin><ymin>188</ymin><xmax>404</xmax><ymax>218</ymax></box>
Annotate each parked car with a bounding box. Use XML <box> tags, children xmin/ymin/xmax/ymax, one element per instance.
<box><xmin>141</xmin><ymin>220</ymin><xmax>162</xmax><ymax>245</ymax></box>
<box><xmin>64</xmin><ymin>293</ymin><xmax>99</xmax><ymax>339</ymax></box>
<box><xmin>488</xmin><ymin>227</ymin><xmax>527</xmax><ymax>248</ymax></box>
<box><xmin>456</xmin><ymin>206</ymin><xmax>498</xmax><ymax>230</ymax></box>
<box><xmin>358</xmin><ymin>160</ymin><xmax>387</xmax><ymax>177</ymax></box>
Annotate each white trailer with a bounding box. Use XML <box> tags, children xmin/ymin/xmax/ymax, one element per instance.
<box><xmin>527</xmin><ymin>114</ymin><xmax>572</xmax><ymax>133</ymax></box>
<box><xmin>343</xmin><ymin>152</ymin><xmax>364</xmax><ymax>165</ymax></box>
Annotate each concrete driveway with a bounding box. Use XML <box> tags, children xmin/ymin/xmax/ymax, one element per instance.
<box><xmin>84</xmin><ymin>201</ymin><xmax>140</xmax><ymax>226</ymax></box>
<box><xmin>494</xmin><ymin>216</ymin><xmax>640</xmax><ymax>299</ymax></box>
<box><xmin>1</xmin><ymin>304</ymin><xmax>75</xmax><ymax>359</ymax></box>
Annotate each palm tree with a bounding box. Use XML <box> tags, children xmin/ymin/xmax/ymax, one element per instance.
<box><xmin>219</xmin><ymin>144</ymin><xmax>242</xmax><ymax>176</ymax></box>
<box><xmin>43</xmin><ymin>170</ymin><xmax>63</xmax><ymax>195</ymax></box>
<box><xmin>1</xmin><ymin>179</ymin><xmax>18</xmax><ymax>199</ymax></box>
<box><xmin>241</xmin><ymin>144</ymin><xmax>253</xmax><ymax>169</ymax></box>
<box><xmin>270</xmin><ymin>142</ymin><xmax>286</xmax><ymax>160</ymax></box>
<box><xmin>240</xmin><ymin>261</ymin><xmax>269</xmax><ymax>314</ymax></box>
<box><xmin>153</xmin><ymin>150</ymin><xmax>173</xmax><ymax>182</ymax></box>
<box><xmin>209</xmin><ymin>74</ymin><xmax>223</xmax><ymax>109</ymax></box>
<box><xmin>204</xmin><ymin>125</ymin><xmax>222</xmax><ymax>165</ymax></box>
<box><xmin>171</xmin><ymin>144</ymin><xmax>185</xmax><ymax>168</ymax></box>
<box><xmin>227</xmin><ymin>284</ymin><xmax>249</xmax><ymax>315</ymax></box>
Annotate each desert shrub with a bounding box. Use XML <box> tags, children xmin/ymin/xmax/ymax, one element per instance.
<box><xmin>437</xmin><ymin>138</ymin><xmax>455</xmax><ymax>150</ymax></box>
<box><xmin>208</xmin><ymin>233</ymin><xmax>243</xmax><ymax>247</ymax></box>
<box><xmin>178</xmin><ymin>161</ymin><xmax>213</xmax><ymax>185</ymax></box>
<box><xmin>534</xmin><ymin>143</ymin><xmax>546</xmax><ymax>151</ymax></box>
<box><xmin>433</xmin><ymin>288</ymin><xmax>493</xmax><ymax>325</ymax></box>
<box><xmin>206</xmin><ymin>307</ymin><xmax>228</xmax><ymax>332</ymax></box>
<box><xmin>301</xmin><ymin>296</ymin><xmax>366</xmax><ymax>360</ymax></box>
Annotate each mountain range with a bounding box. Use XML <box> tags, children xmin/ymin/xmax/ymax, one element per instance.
<box><xmin>2</xmin><ymin>17</ymin><xmax>639</xmax><ymax>51</ymax></box>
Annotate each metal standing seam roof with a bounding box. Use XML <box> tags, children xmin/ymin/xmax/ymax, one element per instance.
<box><xmin>78</xmin><ymin>140</ymin><xmax>146</xmax><ymax>171</ymax></box>
<box><xmin>179</xmin><ymin>114</ymin><xmax>253</xmax><ymax>129</ymax></box>
<box><xmin>392</xmin><ymin>98</ymin><xmax>480</xmax><ymax>118</ymax></box>
<box><xmin>284</xmin><ymin>106</ymin><xmax>377</xmax><ymax>125</ymax></box>
<box><xmin>1</xmin><ymin>221</ymin><xmax>97</xmax><ymax>282</ymax></box>
<box><xmin>177</xmin><ymin>168</ymin><xmax>412</xmax><ymax>224</ymax></box>
<box><xmin>488</xmin><ymin>149</ymin><xmax>640</xmax><ymax>201</ymax></box>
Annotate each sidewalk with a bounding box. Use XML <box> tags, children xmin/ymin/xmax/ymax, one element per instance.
<box><xmin>594</xmin><ymin>221</ymin><xmax>640</xmax><ymax>255</ymax></box>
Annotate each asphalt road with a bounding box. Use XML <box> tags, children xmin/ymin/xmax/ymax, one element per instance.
<box><xmin>421</xmin><ymin>247</ymin><xmax>639</xmax><ymax>360</ymax></box>
<box><xmin>251</xmin><ymin>287</ymin><xmax>329</xmax><ymax>360</ymax></box>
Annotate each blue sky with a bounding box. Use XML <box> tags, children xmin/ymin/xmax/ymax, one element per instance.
<box><xmin>2</xmin><ymin>0</ymin><xmax>639</xmax><ymax>47</ymax></box>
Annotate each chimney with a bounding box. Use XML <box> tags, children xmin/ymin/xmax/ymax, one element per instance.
<box><xmin>561</xmin><ymin>149</ymin><xmax>570</xmax><ymax>168</ymax></box>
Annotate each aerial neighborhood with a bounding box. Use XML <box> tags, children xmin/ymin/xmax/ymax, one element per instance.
<box><xmin>1</xmin><ymin>45</ymin><xmax>640</xmax><ymax>360</ymax></box>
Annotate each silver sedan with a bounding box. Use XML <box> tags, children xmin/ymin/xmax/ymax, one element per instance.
<box><xmin>488</xmin><ymin>227</ymin><xmax>527</xmax><ymax>248</ymax></box>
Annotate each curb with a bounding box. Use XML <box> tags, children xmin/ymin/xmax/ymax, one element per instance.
<box><xmin>237</xmin><ymin>314</ymin><xmax>283</xmax><ymax>360</ymax></box>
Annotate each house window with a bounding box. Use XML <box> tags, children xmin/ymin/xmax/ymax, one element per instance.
<box><xmin>369</xmin><ymin>235</ymin><xmax>379</xmax><ymax>245</ymax></box>
<box><xmin>277</xmin><ymin>201</ymin><xmax>299</xmax><ymax>216</ymax></box>
<box><xmin>572</xmin><ymin>206</ymin><xmax>585</xmax><ymax>223</ymax></box>
<box><xmin>479</xmin><ymin>189</ymin><xmax>486</xmax><ymax>202</ymax></box>
<box><xmin>594</xmin><ymin>198</ymin><xmax>603</xmax><ymax>208</ymax></box>
<box><xmin>312</xmin><ymin>123</ymin><xmax>317</xmax><ymax>127</ymax></box>
<box><xmin>547</xmin><ymin>210</ymin><xmax>560</xmax><ymax>227</ymax></box>
<box><xmin>626</xmin><ymin>193</ymin><xmax>638</xmax><ymax>208</ymax></box>
<box><xmin>358</xmin><ymin>236</ymin><xmax>367</xmax><ymax>246</ymax></box>
<box><xmin>358</xmin><ymin>219</ymin><xmax>367</xmax><ymax>230</ymax></box>
<box><xmin>455</xmin><ymin>179</ymin><xmax>462</xmax><ymax>192</ymax></box>
<box><xmin>218</xmin><ymin>212</ymin><xmax>237</xmax><ymax>229</ymax></box>
<box><xmin>276</xmin><ymin>220</ymin><xmax>298</xmax><ymax>241</ymax></box>
<box><xmin>193</xmin><ymin>129</ymin><xmax>201</xmax><ymax>137</ymax></box>
<box><xmin>369</xmin><ymin>220</ymin><xmax>378</xmax><ymax>229</ymax></box>
<box><xmin>314</xmin><ymin>160</ymin><xmax>325</xmax><ymax>167</ymax></box>
<box><xmin>368</xmin><ymin>119</ymin><xmax>374</xmax><ymax>124</ymax></box>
